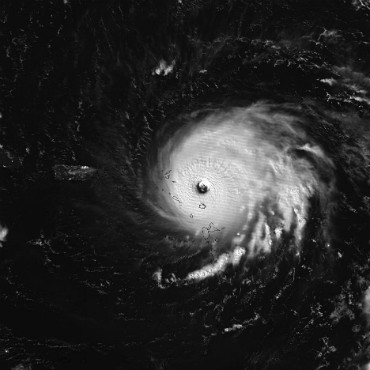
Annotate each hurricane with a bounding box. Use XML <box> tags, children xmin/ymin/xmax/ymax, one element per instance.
<box><xmin>143</xmin><ymin>102</ymin><xmax>335</xmax><ymax>281</ymax></box>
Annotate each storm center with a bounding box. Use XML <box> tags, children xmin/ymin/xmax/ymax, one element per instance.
<box><xmin>197</xmin><ymin>179</ymin><xmax>211</xmax><ymax>194</ymax></box>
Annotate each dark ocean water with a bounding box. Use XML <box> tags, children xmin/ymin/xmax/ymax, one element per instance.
<box><xmin>1</xmin><ymin>1</ymin><xmax>370</xmax><ymax>369</ymax></box>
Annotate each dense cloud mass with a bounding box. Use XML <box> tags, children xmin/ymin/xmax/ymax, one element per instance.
<box><xmin>147</xmin><ymin>103</ymin><xmax>336</xmax><ymax>280</ymax></box>
<box><xmin>1</xmin><ymin>1</ymin><xmax>370</xmax><ymax>370</ymax></box>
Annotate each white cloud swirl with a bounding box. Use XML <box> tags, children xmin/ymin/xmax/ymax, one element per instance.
<box><xmin>148</xmin><ymin>102</ymin><xmax>335</xmax><ymax>279</ymax></box>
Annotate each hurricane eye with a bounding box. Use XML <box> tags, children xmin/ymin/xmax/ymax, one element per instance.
<box><xmin>197</xmin><ymin>179</ymin><xmax>211</xmax><ymax>194</ymax></box>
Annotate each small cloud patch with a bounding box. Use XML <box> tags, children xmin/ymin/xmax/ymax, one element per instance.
<box><xmin>152</xmin><ymin>60</ymin><xmax>175</xmax><ymax>76</ymax></box>
<box><xmin>0</xmin><ymin>225</ymin><xmax>8</xmax><ymax>247</ymax></box>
